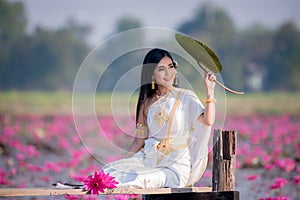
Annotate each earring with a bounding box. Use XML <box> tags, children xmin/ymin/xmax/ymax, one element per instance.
<box><xmin>152</xmin><ymin>80</ymin><xmax>155</xmax><ymax>90</ymax></box>
<box><xmin>173</xmin><ymin>60</ymin><xmax>178</xmax><ymax>69</ymax></box>
<box><xmin>173</xmin><ymin>74</ymin><xmax>178</xmax><ymax>86</ymax></box>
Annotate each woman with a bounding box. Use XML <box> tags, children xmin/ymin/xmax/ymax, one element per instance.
<box><xmin>103</xmin><ymin>48</ymin><xmax>216</xmax><ymax>188</ymax></box>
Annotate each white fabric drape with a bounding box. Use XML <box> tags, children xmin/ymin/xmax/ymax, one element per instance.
<box><xmin>102</xmin><ymin>88</ymin><xmax>211</xmax><ymax>188</ymax></box>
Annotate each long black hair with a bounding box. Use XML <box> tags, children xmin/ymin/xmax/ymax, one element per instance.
<box><xmin>135</xmin><ymin>48</ymin><xmax>176</xmax><ymax>123</ymax></box>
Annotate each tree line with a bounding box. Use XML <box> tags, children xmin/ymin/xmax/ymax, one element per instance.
<box><xmin>1</xmin><ymin>0</ymin><xmax>299</xmax><ymax>91</ymax></box>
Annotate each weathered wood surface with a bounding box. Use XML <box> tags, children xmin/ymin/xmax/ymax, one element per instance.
<box><xmin>0</xmin><ymin>187</ymin><xmax>212</xmax><ymax>197</ymax></box>
<box><xmin>143</xmin><ymin>191</ymin><xmax>240</xmax><ymax>200</ymax></box>
<box><xmin>212</xmin><ymin>129</ymin><xmax>237</xmax><ymax>191</ymax></box>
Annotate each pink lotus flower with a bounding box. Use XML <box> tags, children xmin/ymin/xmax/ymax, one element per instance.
<box><xmin>264</xmin><ymin>163</ymin><xmax>275</xmax><ymax>171</ymax></box>
<box><xmin>16</xmin><ymin>144</ymin><xmax>40</xmax><ymax>158</ymax></box>
<box><xmin>0</xmin><ymin>168</ymin><xmax>10</xmax><ymax>185</ymax></box>
<box><xmin>245</xmin><ymin>174</ymin><xmax>259</xmax><ymax>181</ymax></box>
<box><xmin>284</xmin><ymin>159</ymin><xmax>296</xmax><ymax>173</ymax></box>
<box><xmin>10</xmin><ymin>168</ymin><xmax>17</xmax><ymax>176</ymax></box>
<box><xmin>259</xmin><ymin>196</ymin><xmax>290</xmax><ymax>200</ymax></box>
<box><xmin>83</xmin><ymin>170</ymin><xmax>118</xmax><ymax>195</ymax></box>
<box><xmin>116</xmin><ymin>194</ymin><xmax>138</xmax><ymax>200</ymax></box>
<box><xmin>26</xmin><ymin>164</ymin><xmax>45</xmax><ymax>172</ymax></box>
<box><xmin>273</xmin><ymin>196</ymin><xmax>290</xmax><ymax>200</ymax></box>
<box><xmin>64</xmin><ymin>194</ymin><xmax>83</xmax><ymax>200</ymax></box>
<box><xmin>42</xmin><ymin>176</ymin><xmax>51</xmax><ymax>182</ymax></box>
<box><xmin>275</xmin><ymin>158</ymin><xmax>296</xmax><ymax>173</ymax></box>
<box><xmin>235</xmin><ymin>161</ymin><xmax>241</xmax><ymax>169</ymax></box>
<box><xmin>70</xmin><ymin>174</ymin><xmax>86</xmax><ymax>182</ymax></box>
<box><xmin>269</xmin><ymin>178</ymin><xmax>288</xmax><ymax>189</ymax></box>
<box><xmin>16</xmin><ymin>153</ymin><xmax>25</xmax><ymax>161</ymax></box>
<box><xmin>293</xmin><ymin>175</ymin><xmax>300</xmax><ymax>185</ymax></box>
<box><xmin>44</xmin><ymin>161</ymin><xmax>62</xmax><ymax>173</ymax></box>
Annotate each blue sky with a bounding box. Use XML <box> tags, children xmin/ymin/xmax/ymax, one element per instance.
<box><xmin>12</xmin><ymin>0</ymin><xmax>300</xmax><ymax>45</ymax></box>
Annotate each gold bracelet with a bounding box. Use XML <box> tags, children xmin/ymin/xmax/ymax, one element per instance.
<box><xmin>205</xmin><ymin>98</ymin><xmax>217</xmax><ymax>104</ymax></box>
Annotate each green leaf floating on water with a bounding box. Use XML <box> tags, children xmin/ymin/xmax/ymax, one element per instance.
<box><xmin>175</xmin><ymin>33</ymin><xmax>222</xmax><ymax>73</ymax></box>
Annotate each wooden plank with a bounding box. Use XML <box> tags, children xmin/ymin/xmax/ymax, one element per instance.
<box><xmin>0</xmin><ymin>187</ymin><xmax>212</xmax><ymax>197</ymax></box>
<box><xmin>0</xmin><ymin>188</ymin><xmax>85</xmax><ymax>197</ymax></box>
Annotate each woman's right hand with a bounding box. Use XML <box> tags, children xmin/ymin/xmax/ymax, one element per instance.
<box><xmin>204</xmin><ymin>72</ymin><xmax>216</xmax><ymax>97</ymax></box>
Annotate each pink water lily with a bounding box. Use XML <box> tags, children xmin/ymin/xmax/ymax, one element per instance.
<box><xmin>26</xmin><ymin>164</ymin><xmax>45</xmax><ymax>172</ymax></box>
<box><xmin>275</xmin><ymin>158</ymin><xmax>296</xmax><ymax>173</ymax></box>
<box><xmin>293</xmin><ymin>175</ymin><xmax>300</xmax><ymax>185</ymax></box>
<box><xmin>259</xmin><ymin>196</ymin><xmax>290</xmax><ymax>200</ymax></box>
<box><xmin>83</xmin><ymin>170</ymin><xmax>118</xmax><ymax>195</ymax></box>
<box><xmin>264</xmin><ymin>163</ymin><xmax>275</xmax><ymax>171</ymax></box>
<box><xmin>64</xmin><ymin>194</ymin><xmax>84</xmax><ymax>200</ymax></box>
<box><xmin>245</xmin><ymin>174</ymin><xmax>259</xmax><ymax>181</ymax></box>
<box><xmin>0</xmin><ymin>168</ymin><xmax>10</xmax><ymax>185</ymax></box>
<box><xmin>44</xmin><ymin>161</ymin><xmax>62</xmax><ymax>173</ymax></box>
<box><xmin>116</xmin><ymin>194</ymin><xmax>138</xmax><ymax>200</ymax></box>
<box><xmin>296</xmin><ymin>166</ymin><xmax>300</xmax><ymax>174</ymax></box>
<box><xmin>1</xmin><ymin>113</ymin><xmax>300</xmax><ymax>199</ymax></box>
<box><xmin>269</xmin><ymin>178</ymin><xmax>288</xmax><ymax>189</ymax></box>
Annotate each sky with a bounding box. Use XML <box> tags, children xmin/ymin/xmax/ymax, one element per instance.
<box><xmin>12</xmin><ymin>0</ymin><xmax>300</xmax><ymax>45</ymax></box>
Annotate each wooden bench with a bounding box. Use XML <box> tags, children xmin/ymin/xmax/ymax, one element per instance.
<box><xmin>0</xmin><ymin>130</ymin><xmax>239</xmax><ymax>200</ymax></box>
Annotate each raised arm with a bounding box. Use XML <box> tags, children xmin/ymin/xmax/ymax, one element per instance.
<box><xmin>198</xmin><ymin>72</ymin><xmax>216</xmax><ymax>126</ymax></box>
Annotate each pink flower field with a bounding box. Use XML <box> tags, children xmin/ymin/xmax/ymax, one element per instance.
<box><xmin>0</xmin><ymin>114</ymin><xmax>299</xmax><ymax>199</ymax></box>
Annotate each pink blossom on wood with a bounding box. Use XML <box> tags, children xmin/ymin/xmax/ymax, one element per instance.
<box><xmin>83</xmin><ymin>170</ymin><xmax>118</xmax><ymax>195</ymax></box>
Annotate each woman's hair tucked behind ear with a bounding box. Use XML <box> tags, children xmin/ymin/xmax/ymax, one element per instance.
<box><xmin>136</xmin><ymin>48</ymin><xmax>175</xmax><ymax>123</ymax></box>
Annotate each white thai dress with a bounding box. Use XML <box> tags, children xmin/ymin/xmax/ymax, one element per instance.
<box><xmin>102</xmin><ymin>88</ymin><xmax>211</xmax><ymax>188</ymax></box>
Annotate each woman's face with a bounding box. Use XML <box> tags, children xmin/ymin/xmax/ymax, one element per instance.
<box><xmin>153</xmin><ymin>56</ymin><xmax>176</xmax><ymax>89</ymax></box>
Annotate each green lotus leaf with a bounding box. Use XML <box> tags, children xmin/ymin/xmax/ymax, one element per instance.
<box><xmin>175</xmin><ymin>33</ymin><xmax>222</xmax><ymax>73</ymax></box>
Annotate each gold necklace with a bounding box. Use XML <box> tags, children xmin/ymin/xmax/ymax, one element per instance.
<box><xmin>153</xmin><ymin>91</ymin><xmax>170</xmax><ymax>126</ymax></box>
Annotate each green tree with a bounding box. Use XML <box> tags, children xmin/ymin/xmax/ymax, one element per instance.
<box><xmin>3</xmin><ymin>19</ymin><xmax>90</xmax><ymax>90</ymax></box>
<box><xmin>265</xmin><ymin>22</ymin><xmax>300</xmax><ymax>90</ymax></box>
<box><xmin>236</xmin><ymin>24</ymin><xmax>273</xmax><ymax>91</ymax></box>
<box><xmin>0</xmin><ymin>0</ymin><xmax>26</xmax><ymax>42</ymax></box>
<box><xmin>0</xmin><ymin>0</ymin><xmax>27</xmax><ymax>88</ymax></box>
<box><xmin>178</xmin><ymin>3</ymin><xmax>235</xmax><ymax>49</ymax></box>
